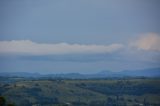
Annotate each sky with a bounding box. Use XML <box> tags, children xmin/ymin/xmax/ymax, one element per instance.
<box><xmin>0</xmin><ymin>0</ymin><xmax>160</xmax><ymax>74</ymax></box>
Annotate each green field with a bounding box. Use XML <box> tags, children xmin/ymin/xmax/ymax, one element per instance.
<box><xmin>0</xmin><ymin>78</ymin><xmax>160</xmax><ymax>106</ymax></box>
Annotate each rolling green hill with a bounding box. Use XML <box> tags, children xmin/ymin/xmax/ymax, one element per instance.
<box><xmin>0</xmin><ymin>78</ymin><xmax>160</xmax><ymax>106</ymax></box>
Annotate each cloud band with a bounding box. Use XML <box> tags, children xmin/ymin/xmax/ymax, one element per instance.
<box><xmin>0</xmin><ymin>40</ymin><xmax>124</xmax><ymax>55</ymax></box>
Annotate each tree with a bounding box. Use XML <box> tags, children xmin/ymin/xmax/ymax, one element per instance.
<box><xmin>0</xmin><ymin>96</ymin><xmax>6</xmax><ymax>106</ymax></box>
<box><xmin>7</xmin><ymin>104</ymin><xmax>15</xmax><ymax>106</ymax></box>
<box><xmin>0</xmin><ymin>96</ymin><xmax>16</xmax><ymax>106</ymax></box>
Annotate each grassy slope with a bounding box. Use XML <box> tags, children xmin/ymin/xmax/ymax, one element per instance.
<box><xmin>1</xmin><ymin>80</ymin><xmax>107</xmax><ymax>105</ymax></box>
<box><xmin>0</xmin><ymin>78</ymin><xmax>160</xmax><ymax>106</ymax></box>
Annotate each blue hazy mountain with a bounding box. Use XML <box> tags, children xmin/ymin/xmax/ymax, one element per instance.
<box><xmin>97</xmin><ymin>68</ymin><xmax>160</xmax><ymax>77</ymax></box>
<box><xmin>119</xmin><ymin>68</ymin><xmax>160</xmax><ymax>77</ymax></box>
<box><xmin>0</xmin><ymin>68</ymin><xmax>160</xmax><ymax>78</ymax></box>
<box><xmin>0</xmin><ymin>72</ymin><xmax>41</xmax><ymax>77</ymax></box>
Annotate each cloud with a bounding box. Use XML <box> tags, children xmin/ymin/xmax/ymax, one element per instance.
<box><xmin>130</xmin><ymin>33</ymin><xmax>160</xmax><ymax>51</ymax></box>
<box><xmin>0</xmin><ymin>40</ymin><xmax>124</xmax><ymax>55</ymax></box>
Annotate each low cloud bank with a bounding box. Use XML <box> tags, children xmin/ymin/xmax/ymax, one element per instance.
<box><xmin>0</xmin><ymin>40</ymin><xmax>123</xmax><ymax>55</ymax></box>
<box><xmin>0</xmin><ymin>33</ymin><xmax>159</xmax><ymax>56</ymax></box>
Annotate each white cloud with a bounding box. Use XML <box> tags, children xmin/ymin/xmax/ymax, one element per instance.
<box><xmin>130</xmin><ymin>33</ymin><xmax>160</xmax><ymax>51</ymax></box>
<box><xmin>0</xmin><ymin>40</ymin><xmax>124</xmax><ymax>55</ymax></box>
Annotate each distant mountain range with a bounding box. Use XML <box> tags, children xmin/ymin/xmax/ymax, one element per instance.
<box><xmin>0</xmin><ymin>68</ymin><xmax>160</xmax><ymax>78</ymax></box>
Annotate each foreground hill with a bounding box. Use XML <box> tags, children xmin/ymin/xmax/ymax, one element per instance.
<box><xmin>0</xmin><ymin>78</ymin><xmax>160</xmax><ymax>106</ymax></box>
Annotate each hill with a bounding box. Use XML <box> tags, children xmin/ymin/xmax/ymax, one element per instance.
<box><xmin>0</xmin><ymin>78</ymin><xmax>160</xmax><ymax>106</ymax></box>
